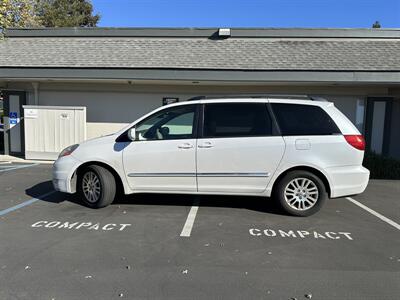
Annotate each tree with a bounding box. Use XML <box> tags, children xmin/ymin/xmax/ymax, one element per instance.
<box><xmin>38</xmin><ymin>0</ymin><xmax>100</xmax><ymax>27</ymax></box>
<box><xmin>0</xmin><ymin>0</ymin><xmax>99</xmax><ymax>30</ymax></box>
<box><xmin>0</xmin><ymin>0</ymin><xmax>42</xmax><ymax>29</ymax></box>
<box><xmin>372</xmin><ymin>21</ymin><xmax>381</xmax><ymax>28</ymax></box>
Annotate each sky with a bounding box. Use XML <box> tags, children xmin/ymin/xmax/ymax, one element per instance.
<box><xmin>91</xmin><ymin>0</ymin><xmax>400</xmax><ymax>28</ymax></box>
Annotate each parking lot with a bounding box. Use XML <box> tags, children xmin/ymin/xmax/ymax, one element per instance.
<box><xmin>0</xmin><ymin>162</ymin><xmax>399</xmax><ymax>299</ymax></box>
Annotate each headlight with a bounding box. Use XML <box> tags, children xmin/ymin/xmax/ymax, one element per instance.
<box><xmin>59</xmin><ymin>144</ymin><xmax>79</xmax><ymax>158</ymax></box>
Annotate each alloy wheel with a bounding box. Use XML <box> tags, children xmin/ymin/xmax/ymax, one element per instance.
<box><xmin>283</xmin><ymin>177</ymin><xmax>319</xmax><ymax>211</ymax></box>
<box><xmin>82</xmin><ymin>171</ymin><xmax>101</xmax><ymax>203</ymax></box>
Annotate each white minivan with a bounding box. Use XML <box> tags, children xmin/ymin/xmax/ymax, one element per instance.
<box><xmin>53</xmin><ymin>97</ymin><xmax>369</xmax><ymax>216</ymax></box>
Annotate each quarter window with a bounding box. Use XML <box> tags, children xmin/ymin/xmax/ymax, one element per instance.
<box><xmin>203</xmin><ymin>103</ymin><xmax>272</xmax><ymax>138</ymax></box>
<box><xmin>135</xmin><ymin>105</ymin><xmax>196</xmax><ymax>140</ymax></box>
<box><xmin>271</xmin><ymin>103</ymin><xmax>341</xmax><ymax>135</ymax></box>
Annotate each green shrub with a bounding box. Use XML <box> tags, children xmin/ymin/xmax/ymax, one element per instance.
<box><xmin>363</xmin><ymin>152</ymin><xmax>400</xmax><ymax>179</ymax></box>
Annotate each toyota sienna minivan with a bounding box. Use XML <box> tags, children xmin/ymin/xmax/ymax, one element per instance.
<box><xmin>53</xmin><ymin>97</ymin><xmax>369</xmax><ymax>216</ymax></box>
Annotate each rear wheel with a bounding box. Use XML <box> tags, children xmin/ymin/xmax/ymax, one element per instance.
<box><xmin>79</xmin><ymin>165</ymin><xmax>116</xmax><ymax>208</ymax></box>
<box><xmin>273</xmin><ymin>170</ymin><xmax>327</xmax><ymax>217</ymax></box>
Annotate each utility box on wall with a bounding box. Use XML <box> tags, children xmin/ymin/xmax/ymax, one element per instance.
<box><xmin>23</xmin><ymin>106</ymin><xmax>86</xmax><ymax>160</ymax></box>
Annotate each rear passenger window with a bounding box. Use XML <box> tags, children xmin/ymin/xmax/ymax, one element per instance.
<box><xmin>271</xmin><ymin>103</ymin><xmax>341</xmax><ymax>135</ymax></box>
<box><xmin>203</xmin><ymin>103</ymin><xmax>272</xmax><ymax>138</ymax></box>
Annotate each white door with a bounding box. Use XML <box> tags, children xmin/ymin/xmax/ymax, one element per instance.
<box><xmin>123</xmin><ymin>104</ymin><xmax>198</xmax><ymax>192</ymax></box>
<box><xmin>197</xmin><ymin>102</ymin><xmax>285</xmax><ymax>194</ymax></box>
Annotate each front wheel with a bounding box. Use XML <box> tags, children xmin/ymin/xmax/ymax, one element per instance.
<box><xmin>79</xmin><ymin>165</ymin><xmax>116</xmax><ymax>208</ymax></box>
<box><xmin>273</xmin><ymin>170</ymin><xmax>327</xmax><ymax>217</ymax></box>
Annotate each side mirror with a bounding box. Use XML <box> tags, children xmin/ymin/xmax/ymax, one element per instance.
<box><xmin>127</xmin><ymin>128</ymin><xmax>136</xmax><ymax>141</ymax></box>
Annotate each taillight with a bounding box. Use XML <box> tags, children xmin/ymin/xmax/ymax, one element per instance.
<box><xmin>344</xmin><ymin>135</ymin><xmax>365</xmax><ymax>151</ymax></box>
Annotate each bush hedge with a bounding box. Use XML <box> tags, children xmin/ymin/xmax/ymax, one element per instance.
<box><xmin>363</xmin><ymin>152</ymin><xmax>400</xmax><ymax>179</ymax></box>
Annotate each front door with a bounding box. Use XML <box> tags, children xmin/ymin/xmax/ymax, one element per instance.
<box><xmin>365</xmin><ymin>97</ymin><xmax>393</xmax><ymax>156</ymax></box>
<box><xmin>3</xmin><ymin>91</ymin><xmax>26</xmax><ymax>157</ymax></box>
<box><xmin>197</xmin><ymin>102</ymin><xmax>285</xmax><ymax>194</ymax></box>
<box><xmin>123</xmin><ymin>104</ymin><xmax>198</xmax><ymax>192</ymax></box>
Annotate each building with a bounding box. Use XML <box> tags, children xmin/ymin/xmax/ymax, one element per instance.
<box><xmin>0</xmin><ymin>27</ymin><xmax>399</xmax><ymax>159</ymax></box>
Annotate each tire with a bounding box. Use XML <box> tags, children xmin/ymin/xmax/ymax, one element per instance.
<box><xmin>78</xmin><ymin>165</ymin><xmax>116</xmax><ymax>208</ymax></box>
<box><xmin>273</xmin><ymin>170</ymin><xmax>327</xmax><ymax>217</ymax></box>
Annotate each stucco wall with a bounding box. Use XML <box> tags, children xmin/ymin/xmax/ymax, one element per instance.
<box><xmin>35</xmin><ymin>83</ymin><xmax>370</xmax><ymax>139</ymax></box>
<box><xmin>37</xmin><ymin>89</ymin><xmax>202</xmax><ymax>139</ymax></box>
<box><xmin>5</xmin><ymin>81</ymin><xmax>389</xmax><ymax>140</ymax></box>
<box><xmin>38</xmin><ymin>90</ymin><xmax>162</xmax><ymax>138</ymax></box>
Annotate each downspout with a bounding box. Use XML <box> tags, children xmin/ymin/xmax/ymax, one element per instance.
<box><xmin>32</xmin><ymin>82</ymin><xmax>39</xmax><ymax>105</ymax></box>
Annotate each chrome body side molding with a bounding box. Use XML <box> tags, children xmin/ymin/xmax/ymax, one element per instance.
<box><xmin>128</xmin><ymin>172</ymin><xmax>270</xmax><ymax>178</ymax></box>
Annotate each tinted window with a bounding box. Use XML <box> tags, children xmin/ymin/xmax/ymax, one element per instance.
<box><xmin>271</xmin><ymin>103</ymin><xmax>341</xmax><ymax>135</ymax></box>
<box><xmin>135</xmin><ymin>105</ymin><xmax>196</xmax><ymax>140</ymax></box>
<box><xmin>203</xmin><ymin>103</ymin><xmax>272</xmax><ymax>138</ymax></box>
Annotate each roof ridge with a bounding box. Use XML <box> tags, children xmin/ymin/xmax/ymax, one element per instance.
<box><xmin>4</xmin><ymin>27</ymin><xmax>400</xmax><ymax>39</ymax></box>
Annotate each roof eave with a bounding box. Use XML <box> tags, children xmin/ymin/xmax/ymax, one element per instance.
<box><xmin>1</xmin><ymin>68</ymin><xmax>400</xmax><ymax>84</ymax></box>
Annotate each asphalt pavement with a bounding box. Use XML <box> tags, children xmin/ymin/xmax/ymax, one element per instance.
<box><xmin>0</xmin><ymin>163</ymin><xmax>399</xmax><ymax>299</ymax></box>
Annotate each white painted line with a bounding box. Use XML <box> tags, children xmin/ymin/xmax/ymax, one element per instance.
<box><xmin>0</xmin><ymin>163</ymin><xmax>39</xmax><ymax>173</ymax></box>
<box><xmin>180</xmin><ymin>199</ymin><xmax>200</xmax><ymax>237</ymax></box>
<box><xmin>0</xmin><ymin>191</ymin><xmax>55</xmax><ymax>217</ymax></box>
<box><xmin>346</xmin><ymin>197</ymin><xmax>400</xmax><ymax>231</ymax></box>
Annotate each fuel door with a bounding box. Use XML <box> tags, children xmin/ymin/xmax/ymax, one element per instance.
<box><xmin>295</xmin><ymin>138</ymin><xmax>311</xmax><ymax>150</ymax></box>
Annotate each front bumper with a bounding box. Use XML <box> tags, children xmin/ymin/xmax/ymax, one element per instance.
<box><xmin>326</xmin><ymin>165</ymin><xmax>370</xmax><ymax>198</ymax></box>
<box><xmin>52</xmin><ymin>155</ymin><xmax>81</xmax><ymax>193</ymax></box>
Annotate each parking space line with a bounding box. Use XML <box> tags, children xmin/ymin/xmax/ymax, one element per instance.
<box><xmin>0</xmin><ymin>191</ymin><xmax>55</xmax><ymax>217</ymax></box>
<box><xmin>346</xmin><ymin>197</ymin><xmax>400</xmax><ymax>231</ymax></box>
<box><xmin>180</xmin><ymin>198</ymin><xmax>200</xmax><ymax>237</ymax></box>
<box><xmin>0</xmin><ymin>163</ymin><xmax>39</xmax><ymax>173</ymax></box>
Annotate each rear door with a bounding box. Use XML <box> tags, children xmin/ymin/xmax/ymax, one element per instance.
<box><xmin>196</xmin><ymin>102</ymin><xmax>285</xmax><ymax>194</ymax></box>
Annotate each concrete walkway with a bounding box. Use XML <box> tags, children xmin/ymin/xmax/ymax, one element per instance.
<box><xmin>0</xmin><ymin>154</ymin><xmax>54</xmax><ymax>164</ymax></box>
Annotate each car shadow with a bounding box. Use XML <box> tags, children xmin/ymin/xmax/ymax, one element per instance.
<box><xmin>25</xmin><ymin>181</ymin><xmax>79</xmax><ymax>205</ymax></box>
<box><xmin>116</xmin><ymin>193</ymin><xmax>285</xmax><ymax>215</ymax></box>
<box><xmin>26</xmin><ymin>181</ymin><xmax>286</xmax><ymax>215</ymax></box>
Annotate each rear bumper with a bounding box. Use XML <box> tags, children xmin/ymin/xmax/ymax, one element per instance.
<box><xmin>52</xmin><ymin>155</ymin><xmax>81</xmax><ymax>193</ymax></box>
<box><xmin>326</xmin><ymin>165</ymin><xmax>370</xmax><ymax>198</ymax></box>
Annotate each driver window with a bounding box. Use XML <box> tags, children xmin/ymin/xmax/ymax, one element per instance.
<box><xmin>135</xmin><ymin>105</ymin><xmax>196</xmax><ymax>141</ymax></box>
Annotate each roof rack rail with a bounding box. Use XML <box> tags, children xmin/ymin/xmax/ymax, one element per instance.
<box><xmin>186</xmin><ymin>96</ymin><xmax>207</xmax><ymax>101</ymax></box>
<box><xmin>186</xmin><ymin>94</ymin><xmax>327</xmax><ymax>101</ymax></box>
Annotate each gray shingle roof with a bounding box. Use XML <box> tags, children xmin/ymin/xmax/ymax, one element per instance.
<box><xmin>1</xmin><ymin>36</ymin><xmax>400</xmax><ymax>71</ymax></box>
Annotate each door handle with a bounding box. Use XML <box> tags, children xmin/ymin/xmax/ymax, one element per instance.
<box><xmin>198</xmin><ymin>142</ymin><xmax>213</xmax><ymax>148</ymax></box>
<box><xmin>178</xmin><ymin>143</ymin><xmax>193</xmax><ymax>149</ymax></box>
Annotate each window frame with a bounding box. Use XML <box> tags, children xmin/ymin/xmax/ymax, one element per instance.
<box><xmin>269</xmin><ymin>102</ymin><xmax>342</xmax><ymax>136</ymax></box>
<box><xmin>116</xmin><ymin>104</ymin><xmax>200</xmax><ymax>143</ymax></box>
<box><xmin>198</xmin><ymin>102</ymin><xmax>278</xmax><ymax>139</ymax></box>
